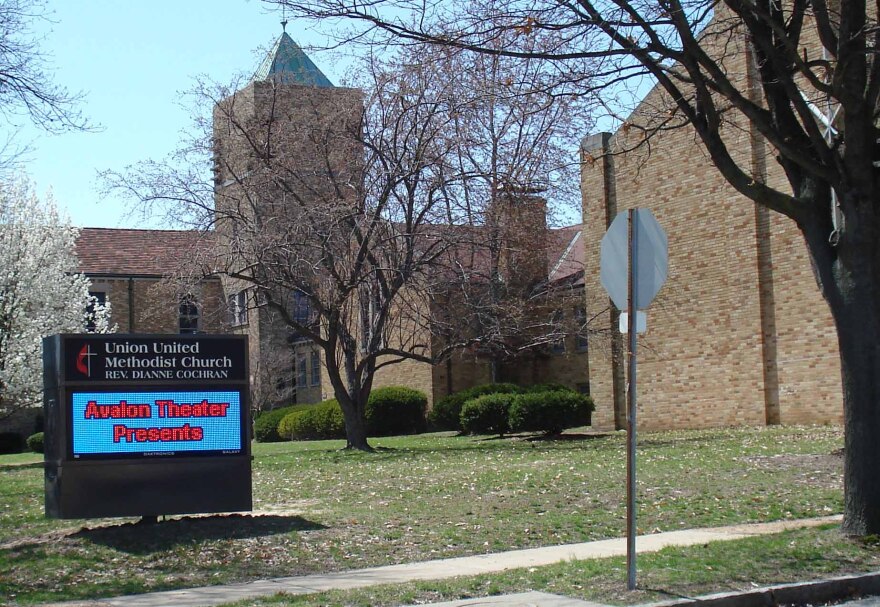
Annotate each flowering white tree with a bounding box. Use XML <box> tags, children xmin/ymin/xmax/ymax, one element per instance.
<box><xmin>0</xmin><ymin>178</ymin><xmax>112</xmax><ymax>419</ymax></box>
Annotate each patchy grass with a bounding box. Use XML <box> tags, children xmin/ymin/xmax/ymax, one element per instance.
<box><xmin>0</xmin><ymin>452</ymin><xmax>40</xmax><ymax>468</ymax></box>
<box><xmin>0</xmin><ymin>425</ymin><xmax>844</xmax><ymax>604</ymax></box>
<box><xmin>222</xmin><ymin>524</ymin><xmax>880</xmax><ymax>607</ymax></box>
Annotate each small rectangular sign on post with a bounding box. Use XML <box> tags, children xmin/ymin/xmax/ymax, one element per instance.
<box><xmin>43</xmin><ymin>334</ymin><xmax>252</xmax><ymax>519</ymax></box>
<box><xmin>618</xmin><ymin>312</ymin><xmax>647</xmax><ymax>334</ymax></box>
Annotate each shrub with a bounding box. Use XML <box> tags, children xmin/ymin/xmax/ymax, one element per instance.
<box><xmin>253</xmin><ymin>405</ymin><xmax>299</xmax><ymax>443</ymax></box>
<box><xmin>509</xmin><ymin>390</ymin><xmax>595</xmax><ymax>436</ymax></box>
<box><xmin>427</xmin><ymin>393</ymin><xmax>464</xmax><ymax>431</ymax></box>
<box><xmin>429</xmin><ymin>383</ymin><xmax>521</xmax><ymax>431</ymax></box>
<box><xmin>280</xmin><ymin>399</ymin><xmax>345</xmax><ymax>440</ymax></box>
<box><xmin>460</xmin><ymin>393</ymin><xmax>516</xmax><ymax>436</ymax></box>
<box><xmin>366</xmin><ymin>386</ymin><xmax>428</xmax><ymax>436</ymax></box>
<box><xmin>523</xmin><ymin>383</ymin><xmax>576</xmax><ymax>394</ymax></box>
<box><xmin>26</xmin><ymin>432</ymin><xmax>44</xmax><ymax>454</ymax></box>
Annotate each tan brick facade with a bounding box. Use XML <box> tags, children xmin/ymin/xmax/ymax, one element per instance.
<box><xmin>86</xmin><ymin>276</ymin><xmax>225</xmax><ymax>335</ymax></box>
<box><xmin>580</xmin><ymin>56</ymin><xmax>843</xmax><ymax>430</ymax></box>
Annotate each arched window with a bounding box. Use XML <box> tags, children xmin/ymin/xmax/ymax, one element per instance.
<box><xmin>179</xmin><ymin>296</ymin><xmax>200</xmax><ymax>334</ymax></box>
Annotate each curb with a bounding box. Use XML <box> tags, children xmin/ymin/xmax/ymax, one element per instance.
<box><xmin>641</xmin><ymin>571</ymin><xmax>880</xmax><ymax>607</ymax></box>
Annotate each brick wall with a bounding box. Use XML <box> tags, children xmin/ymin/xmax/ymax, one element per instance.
<box><xmin>580</xmin><ymin>24</ymin><xmax>842</xmax><ymax>430</ymax></box>
<box><xmin>88</xmin><ymin>277</ymin><xmax>224</xmax><ymax>335</ymax></box>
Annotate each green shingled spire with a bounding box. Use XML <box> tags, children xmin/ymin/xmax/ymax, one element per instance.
<box><xmin>253</xmin><ymin>32</ymin><xmax>334</xmax><ymax>87</ymax></box>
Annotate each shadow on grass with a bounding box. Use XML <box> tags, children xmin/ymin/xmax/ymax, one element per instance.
<box><xmin>257</xmin><ymin>431</ymin><xmax>619</xmax><ymax>462</ymax></box>
<box><xmin>638</xmin><ymin>435</ymin><xmax>719</xmax><ymax>448</ymax></box>
<box><xmin>527</xmin><ymin>432</ymin><xmax>614</xmax><ymax>442</ymax></box>
<box><xmin>71</xmin><ymin>513</ymin><xmax>324</xmax><ymax>554</ymax></box>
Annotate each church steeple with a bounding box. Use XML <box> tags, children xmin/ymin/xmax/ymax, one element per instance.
<box><xmin>252</xmin><ymin>30</ymin><xmax>334</xmax><ymax>88</ymax></box>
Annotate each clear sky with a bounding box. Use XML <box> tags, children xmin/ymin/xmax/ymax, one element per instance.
<box><xmin>18</xmin><ymin>0</ymin><xmax>344</xmax><ymax>229</ymax></box>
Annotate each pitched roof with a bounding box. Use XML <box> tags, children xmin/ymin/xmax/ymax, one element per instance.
<box><xmin>74</xmin><ymin>223</ymin><xmax>583</xmax><ymax>283</ymax></box>
<box><xmin>548</xmin><ymin>224</ymin><xmax>584</xmax><ymax>284</ymax></box>
<box><xmin>252</xmin><ymin>32</ymin><xmax>334</xmax><ymax>88</ymax></box>
<box><xmin>75</xmin><ymin>228</ymin><xmax>212</xmax><ymax>277</ymax></box>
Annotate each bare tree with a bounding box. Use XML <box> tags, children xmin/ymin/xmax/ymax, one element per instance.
<box><xmin>393</xmin><ymin>40</ymin><xmax>596</xmax><ymax>379</ymax></box>
<box><xmin>105</xmin><ymin>39</ymin><xmax>597</xmax><ymax>450</ymax></box>
<box><xmin>268</xmin><ymin>0</ymin><xmax>880</xmax><ymax>533</ymax></box>
<box><xmin>0</xmin><ymin>0</ymin><xmax>87</xmax><ymax>170</ymax></box>
<box><xmin>106</xmin><ymin>54</ymin><xmax>473</xmax><ymax>451</ymax></box>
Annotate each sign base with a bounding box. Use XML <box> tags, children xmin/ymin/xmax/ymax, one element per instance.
<box><xmin>45</xmin><ymin>456</ymin><xmax>252</xmax><ymax>519</ymax></box>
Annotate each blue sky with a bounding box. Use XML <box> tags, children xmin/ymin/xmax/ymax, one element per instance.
<box><xmin>18</xmin><ymin>1</ymin><xmax>344</xmax><ymax>228</ymax></box>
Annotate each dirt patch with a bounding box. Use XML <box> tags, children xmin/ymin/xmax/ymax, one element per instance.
<box><xmin>738</xmin><ymin>453</ymin><xmax>843</xmax><ymax>484</ymax></box>
<box><xmin>0</xmin><ymin>512</ymin><xmax>324</xmax><ymax>553</ymax></box>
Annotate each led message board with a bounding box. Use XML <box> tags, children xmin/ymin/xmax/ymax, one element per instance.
<box><xmin>70</xmin><ymin>389</ymin><xmax>244</xmax><ymax>458</ymax></box>
<box><xmin>43</xmin><ymin>334</ymin><xmax>252</xmax><ymax>519</ymax></box>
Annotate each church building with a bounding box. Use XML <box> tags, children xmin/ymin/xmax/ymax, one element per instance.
<box><xmin>73</xmin><ymin>30</ymin><xmax>591</xmax><ymax>415</ymax></box>
<box><xmin>74</xmin><ymin>23</ymin><xmax>845</xmax><ymax>433</ymax></box>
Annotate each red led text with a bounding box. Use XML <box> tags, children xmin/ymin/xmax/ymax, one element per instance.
<box><xmin>84</xmin><ymin>400</ymin><xmax>152</xmax><ymax>419</ymax></box>
<box><xmin>156</xmin><ymin>399</ymin><xmax>230</xmax><ymax>418</ymax></box>
<box><xmin>112</xmin><ymin>424</ymin><xmax>204</xmax><ymax>443</ymax></box>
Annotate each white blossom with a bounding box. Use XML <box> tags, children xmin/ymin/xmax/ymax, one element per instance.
<box><xmin>0</xmin><ymin>177</ymin><xmax>114</xmax><ymax>417</ymax></box>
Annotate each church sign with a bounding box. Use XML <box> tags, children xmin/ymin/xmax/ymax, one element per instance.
<box><xmin>43</xmin><ymin>334</ymin><xmax>252</xmax><ymax>519</ymax></box>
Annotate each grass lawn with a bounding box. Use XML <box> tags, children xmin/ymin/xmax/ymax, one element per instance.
<box><xmin>222</xmin><ymin>524</ymin><xmax>880</xmax><ymax>607</ymax></box>
<box><xmin>0</xmin><ymin>425</ymin><xmax>848</xmax><ymax>604</ymax></box>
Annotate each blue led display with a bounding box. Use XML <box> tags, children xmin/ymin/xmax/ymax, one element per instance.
<box><xmin>70</xmin><ymin>390</ymin><xmax>243</xmax><ymax>457</ymax></box>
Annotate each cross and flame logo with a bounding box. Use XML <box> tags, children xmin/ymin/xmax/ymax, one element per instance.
<box><xmin>76</xmin><ymin>344</ymin><xmax>96</xmax><ymax>377</ymax></box>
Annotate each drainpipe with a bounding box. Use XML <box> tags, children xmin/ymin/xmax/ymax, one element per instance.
<box><xmin>128</xmin><ymin>278</ymin><xmax>135</xmax><ymax>332</ymax></box>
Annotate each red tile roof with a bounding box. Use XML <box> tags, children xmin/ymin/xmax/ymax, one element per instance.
<box><xmin>75</xmin><ymin>228</ymin><xmax>213</xmax><ymax>276</ymax></box>
<box><xmin>548</xmin><ymin>224</ymin><xmax>585</xmax><ymax>284</ymax></box>
<box><xmin>75</xmin><ymin>224</ymin><xmax>584</xmax><ymax>283</ymax></box>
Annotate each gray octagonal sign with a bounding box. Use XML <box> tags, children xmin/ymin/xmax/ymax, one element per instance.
<box><xmin>600</xmin><ymin>208</ymin><xmax>668</xmax><ymax>311</ymax></box>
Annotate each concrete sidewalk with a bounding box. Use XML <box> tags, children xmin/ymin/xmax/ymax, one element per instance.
<box><xmin>50</xmin><ymin>515</ymin><xmax>841</xmax><ymax>607</ymax></box>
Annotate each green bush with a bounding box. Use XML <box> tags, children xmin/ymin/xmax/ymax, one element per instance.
<box><xmin>279</xmin><ymin>399</ymin><xmax>345</xmax><ymax>441</ymax></box>
<box><xmin>26</xmin><ymin>432</ymin><xmax>44</xmax><ymax>454</ymax></box>
<box><xmin>366</xmin><ymin>386</ymin><xmax>428</xmax><ymax>436</ymax></box>
<box><xmin>460</xmin><ymin>392</ymin><xmax>516</xmax><ymax>436</ymax></box>
<box><xmin>253</xmin><ymin>405</ymin><xmax>299</xmax><ymax>443</ymax></box>
<box><xmin>429</xmin><ymin>383</ymin><xmax>521</xmax><ymax>431</ymax></box>
<box><xmin>509</xmin><ymin>390</ymin><xmax>595</xmax><ymax>436</ymax></box>
<box><xmin>523</xmin><ymin>383</ymin><xmax>576</xmax><ymax>394</ymax></box>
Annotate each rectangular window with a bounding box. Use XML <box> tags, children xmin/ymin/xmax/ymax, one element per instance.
<box><xmin>297</xmin><ymin>353</ymin><xmax>307</xmax><ymax>388</ymax></box>
<box><xmin>551</xmin><ymin>310</ymin><xmax>565</xmax><ymax>354</ymax></box>
<box><xmin>228</xmin><ymin>290</ymin><xmax>248</xmax><ymax>326</ymax></box>
<box><xmin>292</xmin><ymin>290</ymin><xmax>312</xmax><ymax>326</ymax></box>
<box><xmin>288</xmin><ymin>290</ymin><xmax>312</xmax><ymax>343</ymax></box>
<box><xmin>574</xmin><ymin>306</ymin><xmax>589</xmax><ymax>352</ymax></box>
<box><xmin>359</xmin><ymin>285</ymin><xmax>382</xmax><ymax>352</ymax></box>
<box><xmin>179</xmin><ymin>296</ymin><xmax>199</xmax><ymax>334</ymax></box>
<box><xmin>310</xmin><ymin>350</ymin><xmax>321</xmax><ymax>386</ymax></box>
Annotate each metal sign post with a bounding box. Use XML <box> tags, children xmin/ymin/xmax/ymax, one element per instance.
<box><xmin>626</xmin><ymin>209</ymin><xmax>638</xmax><ymax>590</ymax></box>
<box><xmin>600</xmin><ymin>207</ymin><xmax>667</xmax><ymax>591</ymax></box>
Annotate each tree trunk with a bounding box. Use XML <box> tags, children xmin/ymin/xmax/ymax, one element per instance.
<box><xmin>839</xmin><ymin>310</ymin><xmax>880</xmax><ymax>535</ymax></box>
<box><xmin>807</xmin><ymin>195</ymin><xmax>880</xmax><ymax>536</ymax></box>
<box><xmin>832</xmin><ymin>262</ymin><xmax>880</xmax><ymax>535</ymax></box>
<box><xmin>339</xmin><ymin>398</ymin><xmax>372</xmax><ymax>451</ymax></box>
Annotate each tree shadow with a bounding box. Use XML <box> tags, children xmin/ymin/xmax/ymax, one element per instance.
<box><xmin>71</xmin><ymin>513</ymin><xmax>325</xmax><ymax>554</ymax></box>
<box><xmin>637</xmin><ymin>435</ymin><xmax>718</xmax><ymax>448</ymax></box>
<box><xmin>526</xmin><ymin>432</ymin><xmax>613</xmax><ymax>442</ymax></box>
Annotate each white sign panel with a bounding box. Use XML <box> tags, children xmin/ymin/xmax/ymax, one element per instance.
<box><xmin>600</xmin><ymin>208</ymin><xmax>668</xmax><ymax>310</ymax></box>
<box><xmin>619</xmin><ymin>311</ymin><xmax>647</xmax><ymax>334</ymax></box>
